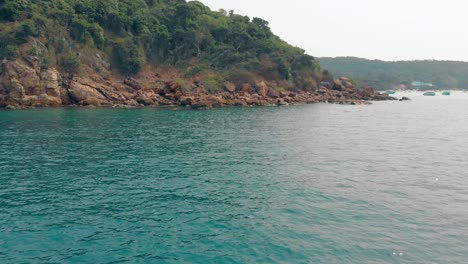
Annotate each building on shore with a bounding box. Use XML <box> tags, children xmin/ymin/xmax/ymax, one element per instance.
<box><xmin>411</xmin><ymin>81</ymin><xmax>433</xmax><ymax>89</ymax></box>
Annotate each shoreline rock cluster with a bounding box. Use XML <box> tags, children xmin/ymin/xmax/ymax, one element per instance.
<box><xmin>0</xmin><ymin>60</ymin><xmax>396</xmax><ymax>110</ymax></box>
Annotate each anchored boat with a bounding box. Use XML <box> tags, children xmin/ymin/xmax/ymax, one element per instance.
<box><xmin>442</xmin><ymin>91</ymin><xmax>451</xmax><ymax>95</ymax></box>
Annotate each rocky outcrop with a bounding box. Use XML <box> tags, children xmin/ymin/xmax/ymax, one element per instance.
<box><xmin>0</xmin><ymin>59</ymin><xmax>396</xmax><ymax>110</ymax></box>
<box><xmin>68</xmin><ymin>79</ymin><xmax>109</xmax><ymax>106</ymax></box>
<box><xmin>0</xmin><ymin>60</ymin><xmax>62</xmax><ymax>107</ymax></box>
<box><xmin>224</xmin><ymin>82</ymin><xmax>236</xmax><ymax>93</ymax></box>
<box><xmin>123</xmin><ymin>77</ymin><xmax>142</xmax><ymax>90</ymax></box>
<box><xmin>256</xmin><ymin>81</ymin><xmax>269</xmax><ymax>97</ymax></box>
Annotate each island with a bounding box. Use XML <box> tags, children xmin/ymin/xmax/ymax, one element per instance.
<box><xmin>0</xmin><ymin>0</ymin><xmax>394</xmax><ymax>109</ymax></box>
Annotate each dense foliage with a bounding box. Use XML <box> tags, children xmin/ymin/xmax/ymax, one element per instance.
<box><xmin>319</xmin><ymin>57</ymin><xmax>468</xmax><ymax>90</ymax></box>
<box><xmin>0</xmin><ymin>0</ymin><xmax>320</xmax><ymax>90</ymax></box>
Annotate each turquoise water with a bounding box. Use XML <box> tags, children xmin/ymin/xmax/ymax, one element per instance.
<box><xmin>1</xmin><ymin>93</ymin><xmax>468</xmax><ymax>263</ymax></box>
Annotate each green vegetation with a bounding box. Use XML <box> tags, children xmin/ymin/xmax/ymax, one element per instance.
<box><xmin>0</xmin><ymin>0</ymin><xmax>321</xmax><ymax>91</ymax></box>
<box><xmin>319</xmin><ymin>57</ymin><xmax>468</xmax><ymax>90</ymax></box>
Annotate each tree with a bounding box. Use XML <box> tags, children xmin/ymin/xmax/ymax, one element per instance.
<box><xmin>113</xmin><ymin>41</ymin><xmax>145</xmax><ymax>75</ymax></box>
<box><xmin>0</xmin><ymin>0</ymin><xmax>32</xmax><ymax>21</ymax></box>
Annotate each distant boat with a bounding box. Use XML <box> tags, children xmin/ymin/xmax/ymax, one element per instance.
<box><xmin>423</xmin><ymin>91</ymin><xmax>436</xmax><ymax>96</ymax></box>
<box><xmin>442</xmin><ymin>91</ymin><xmax>451</xmax><ymax>95</ymax></box>
<box><xmin>387</xmin><ymin>90</ymin><xmax>396</xmax><ymax>94</ymax></box>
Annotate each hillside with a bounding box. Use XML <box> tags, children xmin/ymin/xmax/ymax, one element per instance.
<box><xmin>319</xmin><ymin>57</ymin><xmax>468</xmax><ymax>90</ymax></box>
<box><xmin>0</xmin><ymin>0</ymin><xmax>393</xmax><ymax>108</ymax></box>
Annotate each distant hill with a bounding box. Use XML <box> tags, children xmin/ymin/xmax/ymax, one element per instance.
<box><xmin>319</xmin><ymin>57</ymin><xmax>468</xmax><ymax>90</ymax></box>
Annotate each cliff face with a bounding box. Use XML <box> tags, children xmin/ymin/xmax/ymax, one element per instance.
<box><xmin>0</xmin><ymin>57</ymin><xmax>136</xmax><ymax>108</ymax></box>
<box><xmin>0</xmin><ymin>57</ymin><xmax>394</xmax><ymax>109</ymax></box>
<box><xmin>0</xmin><ymin>60</ymin><xmax>63</xmax><ymax>107</ymax></box>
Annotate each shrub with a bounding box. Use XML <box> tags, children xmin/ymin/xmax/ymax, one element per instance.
<box><xmin>0</xmin><ymin>43</ymin><xmax>18</xmax><ymax>59</ymax></box>
<box><xmin>15</xmin><ymin>19</ymin><xmax>37</xmax><ymax>44</ymax></box>
<box><xmin>0</xmin><ymin>0</ymin><xmax>32</xmax><ymax>22</ymax></box>
<box><xmin>62</xmin><ymin>51</ymin><xmax>81</xmax><ymax>72</ymax></box>
<box><xmin>113</xmin><ymin>41</ymin><xmax>145</xmax><ymax>75</ymax></box>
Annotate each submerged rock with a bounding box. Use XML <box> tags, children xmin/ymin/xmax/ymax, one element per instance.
<box><xmin>276</xmin><ymin>98</ymin><xmax>289</xmax><ymax>106</ymax></box>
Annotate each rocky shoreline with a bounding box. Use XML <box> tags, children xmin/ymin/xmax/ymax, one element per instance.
<box><xmin>0</xmin><ymin>59</ymin><xmax>396</xmax><ymax>110</ymax></box>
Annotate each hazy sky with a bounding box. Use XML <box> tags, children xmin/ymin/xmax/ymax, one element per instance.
<box><xmin>194</xmin><ymin>0</ymin><xmax>468</xmax><ymax>61</ymax></box>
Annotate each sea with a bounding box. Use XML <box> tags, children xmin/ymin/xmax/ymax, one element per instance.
<box><xmin>1</xmin><ymin>91</ymin><xmax>468</xmax><ymax>263</ymax></box>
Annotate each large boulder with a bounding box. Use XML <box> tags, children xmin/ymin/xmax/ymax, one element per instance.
<box><xmin>124</xmin><ymin>77</ymin><xmax>142</xmax><ymax>90</ymax></box>
<box><xmin>279</xmin><ymin>91</ymin><xmax>288</xmax><ymax>98</ymax></box>
<box><xmin>41</xmin><ymin>69</ymin><xmax>62</xmax><ymax>97</ymax></box>
<box><xmin>164</xmin><ymin>80</ymin><xmax>181</xmax><ymax>93</ymax></box>
<box><xmin>180</xmin><ymin>96</ymin><xmax>195</xmax><ymax>106</ymax></box>
<box><xmin>224</xmin><ymin>82</ymin><xmax>236</xmax><ymax>93</ymax></box>
<box><xmin>68</xmin><ymin>79</ymin><xmax>108</xmax><ymax>105</ymax></box>
<box><xmin>191</xmin><ymin>94</ymin><xmax>226</xmax><ymax>109</ymax></box>
<box><xmin>136</xmin><ymin>94</ymin><xmax>155</xmax><ymax>106</ymax></box>
<box><xmin>1</xmin><ymin>61</ymin><xmax>41</xmax><ymax>98</ymax></box>
<box><xmin>332</xmin><ymin>79</ymin><xmax>344</xmax><ymax>91</ymax></box>
<box><xmin>240</xmin><ymin>83</ymin><xmax>254</xmax><ymax>94</ymax></box>
<box><xmin>267</xmin><ymin>88</ymin><xmax>279</xmax><ymax>98</ymax></box>
<box><xmin>276</xmin><ymin>98</ymin><xmax>289</xmax><ymax>106</ymax></box>
<box><xmin>7</xmin><ymin>79</ymin><xmax>26</xmax><ymax>102</ymax></box>
<box><xmin>0</xmin><ymin>61</ymin><xmax>64</xmax><ymax>107</ymax></box>
<box><xmin>362</xmin><ymin>87</ymin><xmax>375</xmax><ymax>96</ymax></box>
<box><xmin>256</xmin><ymin>81</ymin><xmax>269</xmax><ymax>97</ymax></box>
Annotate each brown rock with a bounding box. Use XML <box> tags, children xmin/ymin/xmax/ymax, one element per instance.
<box><xmin>246</xmin><ymin>96</ymin><xmax>261</xmax><ymax>105</ymax></box>
<box><xmin>267</xmin><ymin>88</ymin><xmax>279</xmax><ymax>98</ymax></box>
<box><xmin>256</xmin><ymin>81</ymin><xmax>268</xmax><ymax>97</ymax></box>
<box><xmin>8</xmin><ymin>79</ymin><xmax>26</xmax><ymax>102</ymax></box>
<box><xmin>24</xmin><ymin>56</ymin><xmax>40</xmax><ymax>70</ymax></box>
<box><xmin>192</xmin><ymin>77</ymin><xmax>202</xmax><ymax>87</ymax></box>
<box><xmin>164</xmin><ymin>80</ymin><xmax>181</xmax><ymax>93</ymax></box>
<box><xmin>1</xmin><ymin>61</ymin><xmax>40</xmax><ymax>98</ymax></box>
<box><xmin>191</xmin><ymin>101</ymin><xmax>213</xmax><ymax>109</ymax></box>
<box><xmin>0</xmin><ymin>61</ymin><xmax>66</xmax><ymax>107</ymax></box>
<box><xmin>276</xmin><ymin>98</ymin><xmax>289</xmax><ymax>106</ymax></box>
<box><xmin>136</xmin><ymin>95</ymin><xmax>154</xmax><ymax>106</ymax></box>
<box><xmin>224</xmin><ymin>82</ymin><xmax>236</xmax><ymax>93</ymax></box>
<box><xmin>124</xmin><ymin>77</ymin><xmax>142</xmax><ymax>90</ymax></box>
<box><xmin>156</xmin><ymin>88</ymin><xmax>168</xmax><ymax>96</ymax></box>
<box><xmin>279</xmin><ymin>91</ymin><xmax>289</xmax><ymax>98</ymax></box>
<box><xmin>5</xmin><ymin>104</ymin><xmax>19</xmax><ymax>110</ymax></box>
<box><xmin>82</xmin><ymin>97</ymin><xmax>104</xmax><ymax>106</ymax></box>
<box><xmin>192</xmin><ymin>94</ymin><xmax>226</xmax><ymax>109</ymax></box>
<box><xmin>332</xmin><ymin>79</ymin><xmax>344</xmax><ymax>91</ymax></box>
<box><xmin>125</xmin><ymin>99</ymin><xmax>139</xmax><ymax>106</ymax></box>
<box><xmin>69</xmin><ymin>80</ymin><xmax>107</xmax><ymax>105</ymax></box>
<box><xmin>192</xmin><ymin>87</ymin><xmax>207</xmax><ymax>96</ymax></box>
<box><xmin>41</xmin><ymin>69</ymin><xmax>62</xmax><ymax>97</ymax></box>
<box><xmin>233</xmin><ymin>99</ymin><xmax>248</xmax><ymax>106</ymax></box>
<box><xmin>174</xmin><ymin>90</ymin><xmax>183</xmax><ymax>100</ymax></box>
<box><xmin>180</xmin><ymin>96</ymin><xmax>195</xmax><ymax>106</ymax></box>
<box><xmin>362</xmin><ymin>87</ymin><xmax>375</xmax><ymax>96</ymax></box>
<box><xmin>240</xmin><ymin>83</ymin><xmax>254</xmax><ymax>94</ymax></box>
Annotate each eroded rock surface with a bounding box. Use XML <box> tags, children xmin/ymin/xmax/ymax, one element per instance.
<box><xmin>0</xmin><ymin>59</ymin><xmax>396</xmax><ymax>109</ymax></box>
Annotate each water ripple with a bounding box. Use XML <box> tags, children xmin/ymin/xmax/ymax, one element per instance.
<box><xmin>2</xmin><ymin>95</ymin><xmax>468</xmax><ymax>263</ymax></box>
